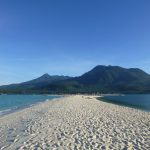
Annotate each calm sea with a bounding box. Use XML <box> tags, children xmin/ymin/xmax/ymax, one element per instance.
<box><xmin>0</xmin><ymin>95</ymin><xmax>62</xmax><ymax>116</ymax></box>
<box><xmin>102</xmin><ymin>94</ymin><xmax>150</xmax><ymax>111</ymax></box>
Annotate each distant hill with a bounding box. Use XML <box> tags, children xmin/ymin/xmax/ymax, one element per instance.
<box><xmin>0</xmin><ymin>74</ymin><xmax>70</xmax><ymax>93</ymax></box>
<box><xmin>1</xmin><ymin>65</ymin><xmax>150</xmax><ymax>94</ymax></box>
<box><xmin>71</xmin><ymin>65</ymin><xmax>150</xmax><ymax>93</ymax></box>
<box><xmin>34</xmin><ymin>65</ymin><xmax>150</xmax><ymax>94</ymax></box>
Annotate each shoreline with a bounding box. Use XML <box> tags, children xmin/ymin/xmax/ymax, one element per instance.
<box><xmin>100</xmin><ymin>94</ymin><xmax>150</xmax><ymax>112</ymax></box>
<box><xmin>0</xmin><ymin>95</ymin><xmax>150</xmax><ymax>149</ymax></box>
<box><xmin>98</xmin><ymin>97</ymin><xmax>150</xmax><ymax>112</ymax></box>
<box><xmin>0</xmin><ymin>95</ymin><xmax>63</xmax><ymax>117</ymax></box>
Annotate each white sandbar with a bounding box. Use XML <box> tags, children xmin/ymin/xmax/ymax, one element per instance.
<box><xmin>0</xmin><ymin>95</ymin><xmax>150</xmax><ymax>150</ymax></box>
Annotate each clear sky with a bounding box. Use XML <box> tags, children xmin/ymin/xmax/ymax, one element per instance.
<box><xmin>0</xmin><ymin>0</ymin><xmax>150</xmax><ymax>85</ymax></box>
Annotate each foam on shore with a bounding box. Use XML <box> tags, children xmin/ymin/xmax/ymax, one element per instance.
<box><xmin>0</xmin><ymin>95</ymin><xmax>150</xmax><ymax>149</ymax></box>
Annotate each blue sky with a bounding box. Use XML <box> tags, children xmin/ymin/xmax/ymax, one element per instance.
<box><xmin>0</xmin><ymin>0</ymin><xmax>150</xmax><ymax>85</ymax></box>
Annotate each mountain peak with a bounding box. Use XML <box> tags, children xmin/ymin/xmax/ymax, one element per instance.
<box><xmin>41</xmin><ymin>73</ymin><xmax>50</xmax><ymax>78</ymax></box>
<box><xmin>93</xmin><ymin>65</ymin><xmax>122</xmax><ymax>69</ymax></box>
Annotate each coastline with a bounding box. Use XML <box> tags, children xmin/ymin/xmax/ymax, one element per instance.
<box><xmin>0</xmin><ymin>95</ymin><xmax>63</xmax><ymax>117</ymax></box>
<box><xmin>98</xmin><ymin>97</ymin><xmax>150</xmax><ymax>112</ymax></box>
<box><xmin>100</xmin><ymin>94</ymin><xmax>150</xmax><ymax>112</ymax></box>
<box><xmin>0</xmin><ymin>95</ymin><xmax>150</xmax><ymax>149</ymax></box>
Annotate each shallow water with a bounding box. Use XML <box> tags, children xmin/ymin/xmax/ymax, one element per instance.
<box><xmin>102</xmin><ymin>94</ymin><xmax>150</xmax><ymax>111</ymax></box>
<box><xmin>0</xmin><ymin>94</ymin><xmax>61</xmax><ymax>115</ymax></box>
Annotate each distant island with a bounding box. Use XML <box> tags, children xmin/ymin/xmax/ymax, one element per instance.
<box><xmin>0</xmin><ymin>65</ymin><xmax>150</xmax><ymax>94</ymax></box>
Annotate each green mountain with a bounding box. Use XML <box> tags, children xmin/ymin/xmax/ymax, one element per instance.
<box><xmin>0</xmin><ymin>74</ymin><xmax>70</xmax><ymax>94</ymax></box>
<box><xmin>1</xmin><ymin>65</ymin><xmax>150</xmax><ymax>94</ymax></box>
<box><xmin>72</xmin><ymin>65</ymin><xmax>150</xmax><ymax>93</ymax></box>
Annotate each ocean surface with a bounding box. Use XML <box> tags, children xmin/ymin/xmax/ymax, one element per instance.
<box><xmin>102</xmin><ymin>94</ymin><xmax>150</xmax><ymax>111</ymax></box>
<box><xmin>0</xmin><ymin>95</ymin><xmax>62</xmax><ymax>116</ymax></box>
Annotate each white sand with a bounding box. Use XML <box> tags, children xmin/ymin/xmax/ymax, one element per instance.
<box><xmin>0</xmin><ymin>95</ymin><xmax>150</xmax><ymax>150</ymax></box>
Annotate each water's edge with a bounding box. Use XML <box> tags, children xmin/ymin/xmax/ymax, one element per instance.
<box><xmin>97</xmin><ymin>96</ymin><xmax>150</xmax><ymax>112</ymax></box>
<box><xmin>0</xmin><ymin>95</ymin><xmax>63</xmax><ymax>117</ymax></box>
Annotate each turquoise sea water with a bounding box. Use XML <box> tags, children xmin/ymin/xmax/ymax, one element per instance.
<box><xmin>102</xmin><ymin>94</ymin><xmax>150</xmax><ymax>111</ymax></box>
<box><xmin>0</xmin><ymin>95</ymin><xmax>61</xmax><ymax>116</ymax></box>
